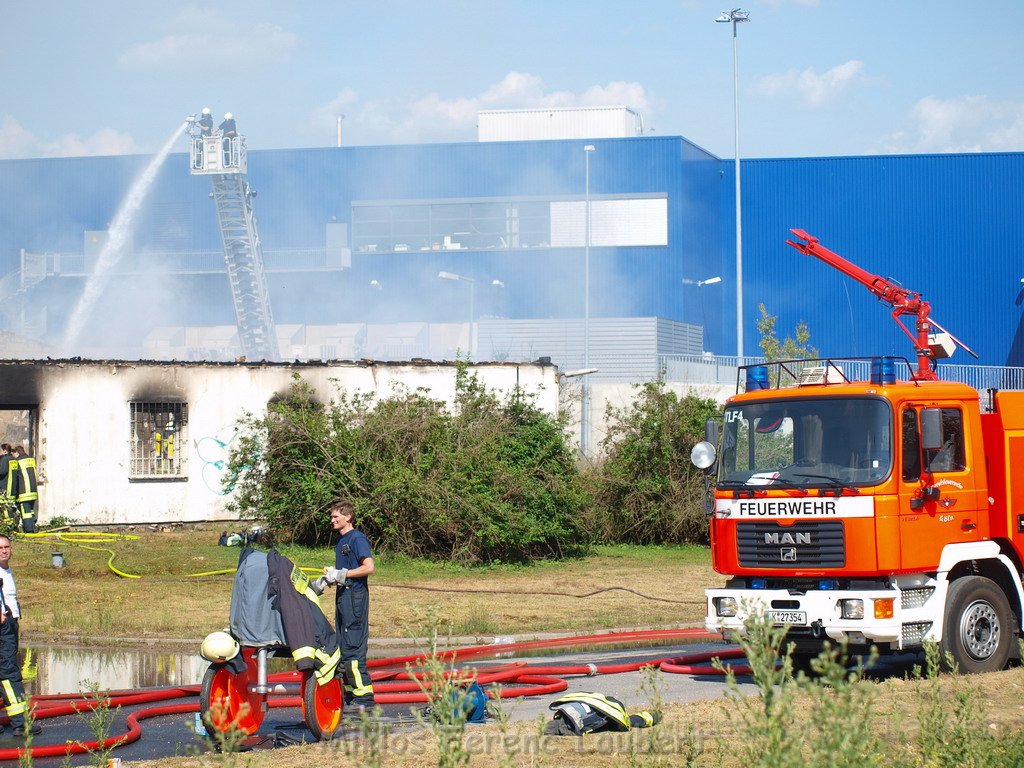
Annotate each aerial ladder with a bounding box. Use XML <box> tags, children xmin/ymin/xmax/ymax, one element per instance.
<box><xmin>187</xmin><ymin>118</ymin><xmax>279</xmax><ymax>361</ymax></box>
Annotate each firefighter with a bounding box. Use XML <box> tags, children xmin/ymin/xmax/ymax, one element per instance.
<box><xmin>323</xmin><ymin>499</ymin><xmax>375</xmax><ymax>709</ymax></box>
<box><xmin>219</xmin><ymin>112</ymin><xmax>238</xmax><ymax>167</ymax></box>
<box><xmin>10</xmin><ymin>447</ymin><xmax>37</xmax><ymax>534</ymax></box>
<box><xmin>0</xmin><ymin>535</ymin><xmax>40</xmax><ymax>737</ymax></box>
<box><xmin>193</xmin><ymin>107</ymin><xmax>214</xmax><ymax>169</ymax></box>
<box><xmin>0</xmin><ymin>446</ymin><xmax>16</xmax><ymax>528</ymax></box>
<box><xmin>197</xmin><ymin>107</ymin><xmax>214</xmax><ymax>137</ymax></box>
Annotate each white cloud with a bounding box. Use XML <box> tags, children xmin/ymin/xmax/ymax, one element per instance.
<box><xmin>754</xmin><ymin>60</ymin><xmax>869</xmax><ymax>106</ymax></box>
<box><xmin>0</xmin><ymin>116</ymin><xmax>139</xmax><ymax>159</ymax></box>
<box><xmin>119</xmin><ymin>7</ymin><xmax>296</xmax><ymax>70</ymax></box>
<box><xmin>312</xmin><ymin>71</ymin><xmax>655</xmax><ymax>144</ymax></box>
<box><xmin>879</xmin><ymin>95</ymin><xmax>1024</xmax><ymax>154</ymax></box>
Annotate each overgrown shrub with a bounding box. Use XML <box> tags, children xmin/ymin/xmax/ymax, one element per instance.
<box><xmin>224</xmin><ymin>364</ymin><xmax>591</xmax><ymax>563</ymax></box>
<box><xmin>585</xmin><ymin>382</ymin><xmax>720</xmax><ymax>545</ymax></box>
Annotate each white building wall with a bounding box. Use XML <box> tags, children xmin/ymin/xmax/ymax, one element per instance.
<box><xmin>478</xmin><ymin>107</ymin><xmax>643</xmax><ymax>142</ymax></box>
<box><xmin>20</xmin><ymin>360</ymin><xmax>556</xmax><ymax>525</ymax></box>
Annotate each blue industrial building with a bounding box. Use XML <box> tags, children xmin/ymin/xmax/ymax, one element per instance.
<box><xmin>0</xmin><ymin>135</ymin><xmax>1021</xmax><ymax>369</ymax></box>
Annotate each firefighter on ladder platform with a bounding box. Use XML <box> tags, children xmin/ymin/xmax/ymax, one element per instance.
<box><xmin>219</xmin><ymin>112</ymin><xmax>238</xmax><ymax>167</ymax></box>
<box><xmin>192</xmin><ymin>105</ymin><xmax>215</xmax><ymax>168</ymax></box>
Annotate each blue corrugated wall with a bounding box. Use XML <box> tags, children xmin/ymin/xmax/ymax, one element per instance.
<box><xmin>728</xmin><ymin>153</ymin><xmax>1024</xmax><ymax>367</ymax></box>
<box><xmin>1</xmin><ymin>138</ymin><xmax>1021</xmax><ymax>367</ymax></box>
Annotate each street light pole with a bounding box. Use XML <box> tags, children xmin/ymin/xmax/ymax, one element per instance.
<box><xmin>582</xmin><ymin>144</ymin><xmax>596</xmax><ymax>457</ymax></box>
<box><xmin>716</xmin><ymin>8</ymin><xmax>750</xmax><ymax>361</ymax></box>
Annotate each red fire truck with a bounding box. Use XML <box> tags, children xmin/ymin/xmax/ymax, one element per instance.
<box><xmin>692</xmin><ymin>230</ymin><xmax>1024</xmax><ymax>672</ymax></box>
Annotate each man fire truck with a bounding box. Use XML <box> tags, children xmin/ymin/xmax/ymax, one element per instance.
<box><xmin>692</xmin><ymin>229</ymin><xmax>1023</xmax><ymax>673</ymax></box>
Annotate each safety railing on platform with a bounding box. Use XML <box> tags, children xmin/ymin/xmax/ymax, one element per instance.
<box><xmin>659</xmin><ymin>354</ymin><xmax>1024</xmax><ymax>392</ymax></box>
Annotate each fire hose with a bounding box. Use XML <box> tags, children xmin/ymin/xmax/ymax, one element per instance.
<box><xmin>0</xmin><ymin>628</ymin><xmax>747</xmax><ymax>761</ymax></box>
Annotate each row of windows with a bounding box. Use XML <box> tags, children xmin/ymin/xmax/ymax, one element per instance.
<box><xmin>351</xmin><ymin>196</ymin><xmax>668</xmax><ymax>254</ymax></box>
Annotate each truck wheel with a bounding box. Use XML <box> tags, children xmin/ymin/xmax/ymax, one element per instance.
<box><xmin>940</xmin><ymin>576</ymin><xmax>1013</xmax><ymax>674</ymax></box>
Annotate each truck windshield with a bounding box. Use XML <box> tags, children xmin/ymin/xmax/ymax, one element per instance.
<box><xmin>718</xmin><ymin>397</ymin><xmax>892</xmax><ymax>489</ymax></box>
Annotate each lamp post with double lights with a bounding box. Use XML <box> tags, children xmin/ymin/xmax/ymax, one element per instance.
<box><xmin>438</xmin><ymin>271</ymin><xmax>475</xmax><ymax>359</ymax></box>
<box><xmin>716</xmin><ymin>8</ymin><xmax>750</xmax><ymax>360</ymax></box>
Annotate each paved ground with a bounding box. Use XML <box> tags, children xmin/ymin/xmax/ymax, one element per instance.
<box><xmin>19</xmin><ymin>638</ymin><xmax>925</xmax><ymax>765</ymax></box>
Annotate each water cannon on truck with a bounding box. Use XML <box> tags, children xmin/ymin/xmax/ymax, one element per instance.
<box><xmin>692</xmin><ymin>230</ymin><xmax>1024</xmax><ymax>673</ymax></box>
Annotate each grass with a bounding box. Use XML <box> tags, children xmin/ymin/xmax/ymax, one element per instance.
<box><xmin>12</xmin><ymin>530</ymin><xmax>717</xmax><ymax>645</ymax></box>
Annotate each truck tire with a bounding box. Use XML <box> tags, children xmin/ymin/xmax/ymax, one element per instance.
<box><xmin>940</xmin><ymin>576</ymin><xmax>1013</xmax><ymax>674</ymax></box>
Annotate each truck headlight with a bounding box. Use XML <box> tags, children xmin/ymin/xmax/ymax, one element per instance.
<box><xmin>714</xmin><ymin>597</ymin><xmax>738</xmax><ymax>617</ymax></box>
<box><xmin>841</xmin><ymin>599</ymin><xmax>864</xmax><ymax>619</ymax></box>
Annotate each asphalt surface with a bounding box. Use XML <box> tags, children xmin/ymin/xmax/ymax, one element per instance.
<box><xmin>13</xmin><ymin>640</ymin><xmax>926</xmax><ymax>765</ymax></box>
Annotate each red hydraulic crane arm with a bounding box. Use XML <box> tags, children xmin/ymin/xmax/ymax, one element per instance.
<box><xmin>785</xmin><ymin>228</ymin><xmax>938</xmax><ymax>381</ymax></box>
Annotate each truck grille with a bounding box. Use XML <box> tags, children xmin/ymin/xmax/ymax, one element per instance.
<box><xmin>737</xmin><ymin>521</ymin><xmax>845</xmax><ymax>568</ymax></box>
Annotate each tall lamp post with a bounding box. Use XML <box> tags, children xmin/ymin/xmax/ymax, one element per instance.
<box><xmin>438</xmin><ymin>271</ymin><xmax>476</xmax><ymax>359</ymax></box>
<box><xmin>582</xmin><ymin>144</ymin><xmax>596</xmax><ymax>457</ymax></box>
<box><xmin>716</xmin><ymin>8</ymin><xmax>750</xmax><ymax>361</ymax></box>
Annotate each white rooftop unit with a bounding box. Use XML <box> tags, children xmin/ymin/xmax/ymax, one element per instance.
<box><xmin>478</xmin><ymin>106</ymin><xmax>643</xmax><ymax>142</ymax></box>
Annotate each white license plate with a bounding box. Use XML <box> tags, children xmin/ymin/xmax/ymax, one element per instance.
<box><xmin>769</xmin><ymin>610</ymin><xmax>807</xmax><ymax>626</ymax></box>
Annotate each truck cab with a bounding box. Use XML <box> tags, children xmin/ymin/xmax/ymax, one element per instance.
<box><xmin>699</xmin><ymin>358</ymin><xmax>1023</xmax><ymax>672</ymax></box>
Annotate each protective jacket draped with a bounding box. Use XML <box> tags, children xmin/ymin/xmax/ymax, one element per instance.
<box><xmin>266</xmin><ymin>549</ymin><xmax>340</xmax><ymax>685</ymax></box>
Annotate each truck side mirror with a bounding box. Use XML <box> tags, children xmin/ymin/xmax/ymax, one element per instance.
<box><xmin>920</xmin><ymin>408</ymin><xmax>943</xmax><ymax>451</ymax></box>
<box><xmin>704</xmin><ymin>419</ymin><xmax>720</xmax><ymax>445</ymax></box>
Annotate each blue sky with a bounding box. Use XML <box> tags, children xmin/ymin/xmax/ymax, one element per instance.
<box><xmin>2</xmin><ymin>0</ymin><xmax>1022</xmax><ymax>160</ymax></box>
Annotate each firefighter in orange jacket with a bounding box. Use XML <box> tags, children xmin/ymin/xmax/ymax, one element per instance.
<box><xmin>10</xmin><ymin>447</ymin><xmax>37</xmax><ymax>534</ymax></box>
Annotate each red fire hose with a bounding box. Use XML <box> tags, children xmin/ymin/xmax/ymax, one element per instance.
<box><xmin>0</xmin><ymin>628</ymin><xmax>744</xmax><ymax>761</ymax></box>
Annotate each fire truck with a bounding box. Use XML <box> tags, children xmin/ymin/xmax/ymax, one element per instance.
<box><xmin>692</xmin><ymin>229</ymin><xmax>1024</xmax><ymax>673</ymax></box>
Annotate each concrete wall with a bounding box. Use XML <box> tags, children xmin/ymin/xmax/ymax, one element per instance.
<box><xmin>0</xmin><ymin>359</ymin><xmax>556</xmax><ymax>525</ymax></box>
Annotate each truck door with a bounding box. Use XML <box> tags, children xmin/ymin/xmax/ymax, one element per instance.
<box><xmin>898</xmin><ymin>405</ymin><xmax>980</xmax><ymax>570</ymax></box>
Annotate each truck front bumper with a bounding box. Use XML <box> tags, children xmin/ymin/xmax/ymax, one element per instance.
<box><xmin>705</xmin><ymin>584</ymin><xmax>939</xmax><ymax>650</ymax></box>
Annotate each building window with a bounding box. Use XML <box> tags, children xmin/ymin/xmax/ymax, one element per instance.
<box><xmin>351</xmin><ymin>195</ymin><xmax>666</xmax><ymax>254</ymax></box>
<box><xmin>130</xmin><ymin>402</ymin><xmax>187</xmax><ymax>479</ymax></box>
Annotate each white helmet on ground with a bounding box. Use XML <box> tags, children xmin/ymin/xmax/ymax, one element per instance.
<box><xmin>200</xmin><ymin>631</ymin><xmax>240</xmax><ymax>662</ymax></box>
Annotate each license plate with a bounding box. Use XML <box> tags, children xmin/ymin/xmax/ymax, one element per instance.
<box><xmin>769</xmin><ymin>610</ymin><xmax>807</xmax><ymax>626</ymax></box>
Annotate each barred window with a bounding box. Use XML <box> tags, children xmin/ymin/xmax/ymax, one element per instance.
<box><xmin>130</xmin><ymin>402</ymin><xmax>187</xmax><ymax>479</ymax></box>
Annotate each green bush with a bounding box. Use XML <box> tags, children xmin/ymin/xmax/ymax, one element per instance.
<box><xmin>585</xmin><ymin>382</ymin><xmax>720</xmax><ymax>545</ymax></box>
<box><xmin>224</xmin><ymin>365</ymin><xmax>591</xmax><ymax>563</ymax></box>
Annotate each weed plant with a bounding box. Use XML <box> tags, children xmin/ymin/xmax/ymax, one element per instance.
<box><xmin>410</xmin><ymin>611</ymin><xmax>477</xmax><ymax>768</ymax></box>
<box><xmin>188</xmin><ymin>700</ymin><xmax>251</xmax><ymax>768</ymax></box>
<box><xmin>75</xmin><ymin>681</ymin><xmax>125</xmax><ymax>768</ymax></box>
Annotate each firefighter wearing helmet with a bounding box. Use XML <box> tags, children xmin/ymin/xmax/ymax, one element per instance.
<box><xmin>219</xmin><ymin>112</ymin><xmax>237</xmax><ymax>138</ymax></box>
<box><xmin>197</xmin><ymin>107</ymin><xmax>213</xmax><ymax>137</ymax></box>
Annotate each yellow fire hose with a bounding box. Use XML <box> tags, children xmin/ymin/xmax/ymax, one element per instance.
<box><xmin>15</xmin><ymin>530</ymin><xmax>324</xmax><ymax>580</ymax></box>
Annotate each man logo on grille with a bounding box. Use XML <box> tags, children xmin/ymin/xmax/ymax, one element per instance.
<box><xmin>780</xmin><ymin>548</ymin><xmax>797</xmax><ymax>562</ymax></box>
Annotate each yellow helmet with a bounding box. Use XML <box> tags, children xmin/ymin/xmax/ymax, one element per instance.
<box><xmin>200</xmin><ymin>631</ymin><xmax>240</xmax><ymax>663</ymax></box>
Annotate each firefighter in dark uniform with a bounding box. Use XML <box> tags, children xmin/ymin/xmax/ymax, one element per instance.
<box><xmin>218</xmin><ymin>112</ymin><xmax>238</xmax><ymax>166</ymax></box>
<box><xmin>10</xmin><ymin>447</ymin><xmax>37</xmax><ymax>534</ymax></box>
<box><xmin>194</xmin><ymin>107</ymin><xmax>214</xmax><ymax>169</ymax></box>
<box><xmin>0</xmin><ymin>446</ymin><xmax>16</xmax><ymax>528</ymax></box>
<box><xmin>0</xmin><ymin>535</ymin><xmax>40</xmax><ymax>736</ymax></box>
<box><xmin>197</xmin><ymin>107</ymin><xmax>214</xmax><ymax>137</ymax></box>
<box><xmin>324</xmin><ymin>499</ymin><xmax>375</xmax><ymax>708</ymax></box>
